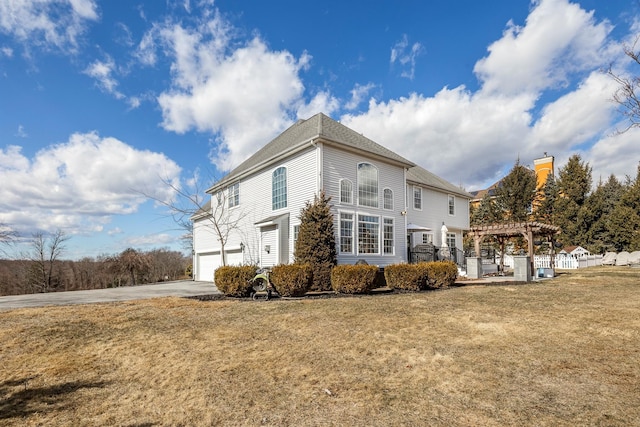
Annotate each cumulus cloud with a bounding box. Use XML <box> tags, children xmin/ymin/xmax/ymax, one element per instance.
<box><xmin>474</xmin><ymin>0</ymin><xmax>613</xmax><ymax>95</ymax></box>
<box><xmin>340</xmin><ymin>0</ymin><xmax>631</xmax><ymax>191</ymax></box>
<box><xmin>345</xmin><ymin>83</ymin><xmax>376</xmax><ymax>110</ymax></box>
<box><xmin>145</xmin><ymin>9</ymin><xmax>323</xmax><ymax>171</ymax></box>
<box><xmin>0</xmin><ymin>133</ymin><xmax>181</xmax><ymax>235</ymax></box>
<box><xmin>0</xmin><ymin>0</ymin><xmax>99</xmax><ymax>54</ymax></box>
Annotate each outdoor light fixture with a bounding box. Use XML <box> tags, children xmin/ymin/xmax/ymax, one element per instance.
<box><xmin>240</xmin><ymin>242</ymin><xmax>244</xmax><ymax>251</ymax></box>
<box><xmin>264</xmin><ymin>245</ymin><xmax>270</xmax><ymax>254</ymax></box>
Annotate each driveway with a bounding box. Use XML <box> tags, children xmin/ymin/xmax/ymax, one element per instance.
<box><xmin>0</xmin><ymin>280</ymin><xmax>219</xmax><ymax>311</ymax></box>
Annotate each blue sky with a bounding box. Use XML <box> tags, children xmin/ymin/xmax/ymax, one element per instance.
<box><xmin>1</xmin><ymin>0</ymin><xmax>639</xmax><ymax>259</ymax></box>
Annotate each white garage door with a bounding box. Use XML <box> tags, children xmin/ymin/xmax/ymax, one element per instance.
<box><xmin>196</xmin><ymin>252</ymin><xmax>220</xmax><ymax>282</ymax></box>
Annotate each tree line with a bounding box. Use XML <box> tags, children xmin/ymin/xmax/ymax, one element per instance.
<box><xmin>470</xmin><ymin>154</ymin><xmax>640</xmax><ymax>254</ymax></box>
<box><xmin>0</xmin><ymin>232</ymin><xmax>190</xmax><ymax>296</ymax></box>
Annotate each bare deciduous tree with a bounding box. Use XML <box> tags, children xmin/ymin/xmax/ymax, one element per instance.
<box><xmin>27</xmin><ymin>229</ymin><xmax>70</xmax><ymax>293</ymax></box>
<box><xmin>609</xmin><ymin>36</ymin><xmax>640</xmax><ymax>132</ymax></box>
<box><xmin>143</xmin><ymin>171</ymin><xmax>248</xmax><ymax>267</ymax></box>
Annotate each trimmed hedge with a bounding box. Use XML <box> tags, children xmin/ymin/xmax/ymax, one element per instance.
<box><xmin>331</xmin><ymin>265</ymin><xmax>379</xmax><ymax>294</ymax></box>
<box><xmin>424</xmin><ymin>260</ymin><xmax>458</xmax><ymax>289</ymax></box>
<box><xmin>271</xmin><ymin>264</ymin><xmax>313</xmax><ymax>297</ymax></box>
<box><xmin>214</xmin><ymin>265</ymin><xmax>256</xmax><ymax>297</ymax></box>
<box><xmin>384</xmin><ymin>263</ymin><xmax>427</xmax><ymax>291</ymax></box>
<box><xmin>384</xmin><ymin>261</ymin><xmax>458</xmax><ymax>291</ymax></box>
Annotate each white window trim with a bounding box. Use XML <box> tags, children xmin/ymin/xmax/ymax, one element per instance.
<box><xmin>339</xmin><ymin>178</ymin><xmax>353</xmax><ymax>205</ymax></box>
<box><xmin>228</xmin><ymin>183</ymin><xmax>239</xmax><ymax>209</ymax></box>
<box><xmin>448</xmin><ymin>194</ymin><xmax>456</xmax><ymax>216</ymax></box>
<box><xmin>338</xmin><ymin>210</ymin><xmax>355</xmax><ymax>254</ymax></box>
<box><xmin>272</xmin><ymin>166</ymin><xmax>287</xmax><ymax>211</ymax></box>
<box><xmin>413</xmin><ymin>186</ymin><xmax>422</xmax><ymax>211</ymax></box>
<box><xmin>357</xmin><ymin>211</ymin><xmax>380</xmax><ymax>256</ymax></box>
<box><xmin>357</xmin><ymin>162</ymin><xmax>379</xmax><ymax>208</ymax></box>
<box><xmin>383</xmin><ymin>187</ymin><xmax>394</xmax><ymax>211</ymax></box>
<box><xmin>383</xmin><ymin>216</ymin><xmax>395</xmax><ymax>255</ymax></box>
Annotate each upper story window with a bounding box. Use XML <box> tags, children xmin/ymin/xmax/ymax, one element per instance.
<box><xmin>272</xmin><ymin>167</ymin><xmax>287</xmax><ymax>210</ymax></box>
<box><xmin>448</xmin><ymin>195</ymin><xmax>455</xmax><ymax>215</ymax></box>
<box><xmin>413</xmin><ymin>186</ymin><xmax>422</xmax><ymax>210</ymax></box>
<box><xmin>358</xmin><ymin>163</ymin><xmax>378</xmax><ymax>208</ymax></box>
<box><xmin>228</xmin><ymin>183</ymin><xmax>239</xmax><ymax>208</ymax></box>
<box><xmin>383</xmin><ymin>188</ymin><xmax>393</xmax><ymax>210</ymax></box>
<box><xmin>422</xmin><ymin>233</ymin><xmax>433</xmax><ymax>244</ymax></box>
<box><xmin>340</xmin><ymin>179</ymin><xmax>353</xmax><ymax>204</ymax></box>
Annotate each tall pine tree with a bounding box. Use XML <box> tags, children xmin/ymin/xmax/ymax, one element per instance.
<box><xmin>554</xmin><ymin>154</ymin><xmax>592</xmax><ymax>246</ymax></box>
<box><xmin>495</xmin><ymin>159</ymin><xmax>537</xmax><ymax>222</ymax></box>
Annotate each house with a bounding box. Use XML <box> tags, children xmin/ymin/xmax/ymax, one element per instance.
<box><xmin>192</xmin><ymin>113</ymin><xmax>472</xmax><ymax>281</ymax></box>
<box><xmin>469</xmin><ymin>154</ymin><xmax>555</xmax><ymax>211</ymax></box>
<box><xmin>559</xmin><ymin>245</ymin><xmax>590</xmax><ymax>258</ymax></box>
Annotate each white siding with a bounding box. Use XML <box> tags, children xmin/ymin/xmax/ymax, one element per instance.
<box><xmin>322</xmin><ymin>144</ymin><xmax>407</xmax><ymax>267</ymax></box>
<box><xmin>406</xmin><ymin>185</ymin><xmax>470</xmax><ymax>250</ymax></box>
<box><xmin>194</xmin><ymin>146</ymin><xmax>318</xmax><ymax>270</ymax></box>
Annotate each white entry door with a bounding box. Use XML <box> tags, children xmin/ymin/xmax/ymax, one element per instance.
<box><xmin>260</xmin><ymin>225</ymin><xmax>278</xmax><ymax>267</ymax></box>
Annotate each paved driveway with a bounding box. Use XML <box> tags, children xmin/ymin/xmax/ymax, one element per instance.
<box><xmin>0</xmin><ymin>280</ymin><xmax>219</xmax><ymax>311</ymax></box>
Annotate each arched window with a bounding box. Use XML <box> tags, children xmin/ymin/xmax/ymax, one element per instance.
<box><xmin>340</xmin><ymin>179</ymin><xmax>353</xmax><ymax>204</ymax></box>
<box><xmin>383</xmin><ymin>188</ymin><xmax>393</xmax><ymax>210</ymax></box>
<box><xmin>272</xmin><ymin>167</ymin><xmax>287</xmax><ymax>210</ymax></box>
<box><xmin>358</xmin><ymin>163</ymin><xmax>378</xmax><ymax>207</ymax></box>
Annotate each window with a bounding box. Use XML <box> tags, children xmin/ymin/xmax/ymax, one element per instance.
<box><xmin>340</xmin><ymin>179</ymin><xmax>353</xmax><ymax>204</ymax></box>
<box><xmin>293</xmin><ymin>225</ymin><xmax>300</xmax><ymax>242</ymax></box>
<box><xmin>383</xmin><ymin>218</ymin><xmax>394</xmax><ymax>255</ymax></box>
<box><xmin>422</xmin><ymin>233</ymin><xmax>433</xmax><ymax>244</ymax></box>
<box><xmin>358</xmin><ymin>163</ymin><xmax>378</xmax><ymax>207</ymax></box>
<box><xmin>339</xmin><ymin>213</ymin><xmax>354</xmax><ymax>253</ymax></box>
<box><xmin>448</xmin><ymin>195</ymin><xmax>455</xmax><ymax>215</ymax></box>
<box><xmin>447</xmin><ymin>233</ymin><xmax>456</xmax><ymax>249</ymax></box>
<box><xmin>272</xmin><ymin>167</ymin><xmax>287</xmax><ymax>210</ymax></box>
<box><xmin>358</xmin><ymin>214</ymin><xmax>379</xmax><ymax>254</ymax></box>
<box><xmin>383</xmin><ymin>188</ymin><xmax>393</xmax><ymax>210</ymax></box>
<box><xmin>228</xmin><ymin>183</ymin><xmax>239</xmax><ymax>208</ymax></box>
<box><xmin>413</xmin><ymin>186</ymin><xmax>422</xmax><ymax>210</ymax></box>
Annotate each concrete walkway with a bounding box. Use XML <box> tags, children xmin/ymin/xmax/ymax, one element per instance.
<box><xmin>0</xmin><ymin>280</ymin><xmax>219</xmax><ymax>311</ymax></box>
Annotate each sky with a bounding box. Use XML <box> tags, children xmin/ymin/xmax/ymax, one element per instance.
<box><xmin>1</xmin><ymin>0</ymin><xmax>639</xmax><ymax>259</ymax></box>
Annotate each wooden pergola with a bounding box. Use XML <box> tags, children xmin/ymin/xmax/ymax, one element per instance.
<box><xmin>468</xmin><ymin>221</ymin><xmax>561</xmax><ymax>272</ymax></box>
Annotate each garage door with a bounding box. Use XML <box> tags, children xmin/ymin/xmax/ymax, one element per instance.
<box><xmin>196</xmin><ymin>252</ymin><xmax>220</xmax><ymax>282</ymax></box>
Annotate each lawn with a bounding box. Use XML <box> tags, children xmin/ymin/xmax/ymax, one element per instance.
<box><xmin>1</xmin><ymin>267</ymin><xmax>639</xmax><ymax>426</ymax></box>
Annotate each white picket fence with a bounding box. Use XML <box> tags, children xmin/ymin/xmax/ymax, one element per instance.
<box><xmin>499</xmin><ymin>254</ymin><xmax>603</xmax><ymax>270</ymax></box>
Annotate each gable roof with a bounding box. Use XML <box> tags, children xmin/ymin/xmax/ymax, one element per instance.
<box><xmin>207</xmin><ymin>113</ymin><xmax>415</xmax><ymax>193</ymax></box>
<box><xmin>407</xmin><ymin>166</ymin><xmax>472</xmax><ymax>199</ymax></box>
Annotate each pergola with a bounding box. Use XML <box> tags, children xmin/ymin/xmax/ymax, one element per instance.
<box><xmin>468</xmin><ymin>221</ymin><xmax>561</xmax><ymax>272</ymax></box>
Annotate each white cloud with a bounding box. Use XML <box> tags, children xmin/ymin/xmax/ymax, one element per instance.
<box><xmin>586</xmin><ymin>128</ymin><xmax>640</xmax><ymax>184</ymax></box>
<box><xmin>15</xmin><ymin>125</ymin><xmax>28</xmax><ymax>138</ymax></box>
<box><xmin>0</xmin><ymin>133</ymin><xmax>181</xmax><ymax>235</ymax></box>
<box><xmin>148</xmin><ymin>10</ymin><xmax>322</xmax><ymax>171</ymax></box>
<box><xmin>124</xmin><ymin>233</ymin><xmax>176</xmax><ymax>247</ymax></box>
<box><xmin>1</xmin><ymin>46</ymin><xmax>12</xmax><ymax>57</ymax></box>
<box><xmin>83</xmin><ymin>56</ymin><xmax>125</xmax><ymax>99</ymax></box>
<box><xmin>390</xmin><ymin>34</ymin><xmax>423</xmax><ymax>80</ymax></box>
<box><xmin>474</xmin><ymin>0</ymin><xmax>613</xmax><ymax>95</ymax></box>
<box><xmin>340</xmin><ymin>0</ymin><xmax>634</xmax><ymax>191</ymax></box>
<box><xmin>345</xmin><ymin>83</ymin><xmax>375</xmax><ymax>110</ymax></box>
<box><xmin>0</xmin><ymin>0</ymin><xmax>99</xmax><ymax>54</ymax></box>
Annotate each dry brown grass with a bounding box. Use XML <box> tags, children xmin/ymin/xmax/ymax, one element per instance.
<box><xmin>1</xmin><ymin>266</ymin><xmax>639</xmax><ymax>426</ymax></box>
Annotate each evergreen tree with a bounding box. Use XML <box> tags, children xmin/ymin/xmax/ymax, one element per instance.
<box><xmin>495</xmin><ymin>159</ymin><xmax>536</xmax><ymax>222</ymax></box>
<box><xmin>614</xmin><ymin>164</ymin><xmax>640</xmax><ymax>250</ymax></box>
<box><xmin>471</xmin><ymin>193</ymin><xmax>502</xmax><ymax>226</ymax></box>
<box><xmin>294</xmin><ymin>190</ymin><xmax>337</xmax><ymax>291</ymax></box>
<box><xmin>554</xmin><ymin>154</ymin><xmax>592</xmax><ymax>246</ymax></box>
<box><xmin>583</xmin><ymin>175</ymin><xmax>624</xmax><ymax>253</ymax></box>
<box><xmin>535</xmin><ymin>173</ymin><xmax>558</xmax><ymax>224</ymax></box>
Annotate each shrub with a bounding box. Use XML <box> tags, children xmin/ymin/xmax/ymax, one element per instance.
<box><xmin>384</xmin><ymin>263</ymin><xmax>427</xmax><ymax>291</ymax></box>
<box><xmin>331</xmin><ymin>265</ymin><xmax>378</xmax><ymax>294</ymax></box>
<box><xmin>214</xmin><ymin>265</ymin><xmax>256</xmax><ymax>297</ymax></box>
<box><xmin>271</xmin><ymin>264</ymin><xmax>312</xmax><ymax>297</ymax></box>
<box><xmin>294</xmin><ymin>191</ymin><xmax>337</xmax><ymax>291</ymax></box>
<box><xmin>424</xmin><ymin>261</ymin><xmax>458</xmax><ymax>289</ymax></box>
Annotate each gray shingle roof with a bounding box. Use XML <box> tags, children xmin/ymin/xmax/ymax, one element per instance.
<box><xmin>208</xmin><ymin>113</ymin><xmax>414</xmax><ymax>193</ymax></box>
<box><xmin>407</xmin><ymin>165</ymin><xmax>472</xmax><ymax>199</ymax></box>
<box><xmin>207</xmin><ymin>113</ymin><xmax>468</xmax><ymax>198</ymax></box>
